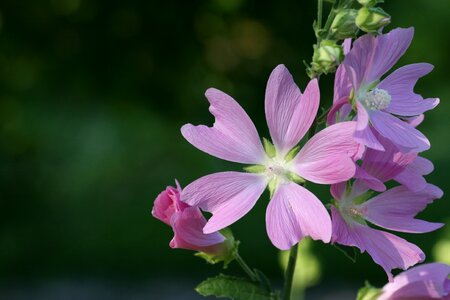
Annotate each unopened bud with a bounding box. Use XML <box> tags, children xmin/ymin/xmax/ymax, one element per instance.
<box><xmin>330</xmin><ymin>9</ymin><xmax>358</xmax><ymax>40</ymax></box>
<box><xmin>310</xmin><ymin>40</ymin><xmax>343</xmax><ymax>75</ymax></box>
<box><xmin>356</xmin><ymin>7</ymin><xmax>391</xmax><ymax>33</ymax></box>
<box><xmin>357</xmin><ymin>0</ymin><xmax>378</xmax><ymax>7</ymax></box>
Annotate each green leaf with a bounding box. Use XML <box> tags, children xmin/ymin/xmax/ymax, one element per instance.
<box><xmin>333</xmin><ymin>244</ymin><xmax>358</xmax><ymax>263</ymax></box>
<box><xmin>196</xmin><ymin>274</ymin><xmax>277</xmax><ymax>300</ymax></box>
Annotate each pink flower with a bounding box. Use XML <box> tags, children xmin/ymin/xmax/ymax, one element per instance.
<box><xmin>329</xmin><ymin>28</ymin><xmax>439</xmax><ymax>152</ymax></box>
<box><xmin>152</xmin><ymin>182</ymin><xmax>225</xmax><ymax>253</ymax></box>
<box><xmin>331</xmin><ymin>182</ymin><xmax>443</xmax><ymax>280</ymax></box>
<box><xmin>352</xmin><ymin>131</ymin><xmax>433</xmax><ymax>195</ymax></box>
<box><xmin>180</xmin><ymin>64</ymin><xmax>360</xmax><ymax>250</ymax></box>
<box><xmin>379</xmin><ymin>263</ymin><xmax>450</xmax><ymax>299</ymax></box>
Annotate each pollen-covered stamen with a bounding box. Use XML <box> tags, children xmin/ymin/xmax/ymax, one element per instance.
<box><xmin>361</xmin><ymin>88</ymin><xmax>391</xmax><ymax>111</ymax></box>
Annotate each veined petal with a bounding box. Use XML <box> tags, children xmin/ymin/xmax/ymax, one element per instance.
<box><xmin>181</xmin><ymin>88</ymin><xmax>266</xmax><ymax>164</ymax></box>
<box><xmin>379</xmin><ymin>263</ymin><xmax>450</xmax><ymax>300</ymax></box>
<box><xmin>265</xmin><ymin>65</ymin><xmax>320</xmax><ymax>154</ymax></box>
<box><xmin>361</xmin><ymin>184</ymin><xmax>444</xmax><ymax>233</ymax></box>
<box><xmin>353</xmin><ymin>103</ymin><xmax>385</xmax><ymax>150</ymax></box>
<box><xmin>371</xmin><ymin>110</ymin><xmax>430</xmax><ymax>152</ymax></box>
<box><xmin>266</xmin><ymin>182</ymin><xmax>331</xmax><ymax>250</ymax></box>
<box><xmin>359</xmin><ymin>133</ymin><xmax>416</xmax><ymax>183</ymax></box>
<box><xmin>331</xmin><ymin>207</ymin><xmax>425</xmax><ymax>281</ymax></box>
<box><xmin>379</xmin><ymin>63</ymin><xmax>439</xmax><ymax>116</ymax></box>
<box><xmin>344</xmin><ymin>28</ymin><xmax>414</xmax><ymax>88</ymax></box>
<box><xmin>293</xmin><ymin>122</ymin><xmax>359</xmax><ymax>184</ymax></box>
<box><xmin>181</xmin><ymin>171</ymin><xmax>267</xmax><ymax>233</ymax></box>
<box><xmin>170</xmin><ymin>207</ymin><xmax>225</xmax><ymax>249</ymax></box>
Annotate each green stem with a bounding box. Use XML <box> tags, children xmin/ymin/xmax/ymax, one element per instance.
<box><xmin>235</xmin><ymin>252</ymin><xmax>258</xmax><ymax>282</ymax></box>
<box><xmin>282</xmin><ymin>243</ymin><xmax>299</xmax><ymax>300</ymax></box>
<box><xmin>316</xmin><ymin>0</ymin><xmax>323</xmax><ymax>45</ymax></box>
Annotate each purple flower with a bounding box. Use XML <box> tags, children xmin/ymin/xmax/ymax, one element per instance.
<box><xmin>152</xmin><ymin>182</ymin><xmax>225</xmax><ymax>253</ymax></box>
<box><xmin>379</xmin><ymin>263</ymin><xmax>450</xmax><ymax>299</ymax></box>
<box><xmin>352</xmin><ymin>131</ymin><xmax>433</xmax><ymax>195</ymax></box>
<box><xmin>180</xmin><ymin>64</ymin><xmax>360</xmax><ymax>250</ymax></box>
<box><xmin>329</xmin><ymin>28</ymin><xmax>439</xmax><ymax>152</ymax></box>
<box><xmin>331</xmin><ymin>181</ymin><xmax>443</xmax><ymax>280</ymax></box>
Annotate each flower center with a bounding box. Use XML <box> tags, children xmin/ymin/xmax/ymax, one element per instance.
<box><xmin>361</xmin><ymin>88</ymin><xmax>391</xmax><ymax>111</ymax></box>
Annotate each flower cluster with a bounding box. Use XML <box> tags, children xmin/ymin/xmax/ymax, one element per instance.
<box><xmin>152</xmin><ymin>27</ymin><xmax>446</xmax><ymax>299</ymax></box>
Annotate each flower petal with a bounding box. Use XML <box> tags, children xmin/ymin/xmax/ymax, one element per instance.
<box><xmin>181</xmin><ymin>172</ymin><xmax>267</xmax><ymax>233</ymax></box>
<box><xmin>331</xmin><ymin>207</ymin><xmax>425</xmax><ymax>281</ymax></box>
<box><xmin>293</xmin><ymin>122</ymin><xmax>359</xmax><ymax>184</ymax></box>
<box><xmin>266</xmin><ymin>182</ymin><xmax>331</xmax><ymax>250</ymax></box>
<box><xmin>353</xmin><ymin>102</ymin><xmax>385</xmax><ymax>150</ymax></box>
<box><xmin>379</xmin><ymin>263</ymin><xmax>450</xmax><ymax>300</ymax></box>
<box><xmin>361</xmin><ymin>184</ymin><xmax>444</xmax><ymax>233</ymax></box>
<box><xmin>181</xmin><ymin>88</ymin><xmax>266</xmax><ymax>164</ymax></box>
<box><xmin>170</xmin><ymin>207</ymin><xmax>225</xmax><ymax>250</ymax></box>
<box><xmin>344</xmin><ymin>28</ymin><xmax>414</xmax><ymax>88</ymax></box>
<box><xmin>379</xmin><ymin>63</ymin><xmax>439</xmax><ymax>116</ymax></box>
<box><xmin>265</xmin><ymin>65</ymin><xmax>320</xmax><ymax>154</ymax></box>
<box><xmin>370</xmin><ymin>110</ymin><xmax>430</xmax><ymax>152</ymax></box>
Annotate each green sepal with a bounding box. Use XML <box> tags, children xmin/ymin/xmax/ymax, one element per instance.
<box><xmin>244</xmin><ymin>165</ymin><xmax>266</xmax><ymax>173</ymax></box>
<box><xmin>195</xmin><ymin>228</ymin><xmax>239</xmax><ymax>268</ymax></box>
<box><xmin>268</xmin><ymin>178</ymin><xmax>279</xmax><ymax>199</ymax></box>
<box><xmin>353</xmin><ymin>191</ymin><xmax>374</xmax><ymax>205</ymax></box>
<box><xmin>287</xmin><ymin>172</ymin><xmax>305</xmax><ymax>185</ymax></box>
<box><xmin>356</xmin><ymin>281</ymin><xmax>382</xmax><ymax>300</ymax></box>
<box><xmin>263</xmin><ymin>138</ymin><xmax>276</xmax><ymax>158</ymax></box>
<box><xmin>196</xmin><ymin>274</ymin><xmax>278</xmax><ymax>300</ymax></box>
<box><xmin>284</xmin><ymin>145</ymin><xmax>301</xmax><ymax>162</ymax></box>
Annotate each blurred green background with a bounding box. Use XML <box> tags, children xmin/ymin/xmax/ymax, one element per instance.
<box><xmin>0</xmin><ymin>0</ymin><xmax>449</xmax><ymax>298</ymax></box>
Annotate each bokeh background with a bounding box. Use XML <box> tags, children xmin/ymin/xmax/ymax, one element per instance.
<box><xmin>0</xmin><ymin>0</ymin><xmax>449</xmax><ymax>299</ymax></box>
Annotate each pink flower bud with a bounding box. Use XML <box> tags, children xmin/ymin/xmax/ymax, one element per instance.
<box><xmin>152</xmin><ymin>182</ymin><xmax>225</xmax><ymax>253</ymax></box>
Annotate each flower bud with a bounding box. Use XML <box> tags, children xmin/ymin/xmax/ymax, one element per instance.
<box><xmin>357</xmin><ymin>0</ymin><xmax>378</xmax><ymax>7</ymax></box>
<box><xmin>356</xmin><ymin>7</ymin><xmax>391</xmax><ymax>33</ymax></box>
<box><xmin>310</xmin><ymin>40</ymin><xmax>344</xmax><ymax>76</ymax></box>
<box><xmin>152</xmin><ymin>182</ymin><xmax>234</xmax><ymax>264</ymax></box>
<box><xmin>330</xmin><ymin>9</ymin><xmax>358</xmax><ymax>40</ymax></box>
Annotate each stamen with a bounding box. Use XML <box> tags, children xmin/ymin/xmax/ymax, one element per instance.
<box><xmin>362</xmin><ymin>88</ymin><xmax>391</xmax><ymax>110</ymax></box>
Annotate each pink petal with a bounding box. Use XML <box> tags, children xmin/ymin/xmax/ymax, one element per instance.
<box><xmin>354</xmin><ymin>166</ymin><xmax>386</xmax><ymax>192</ymax></box>
<box><xmin>353</xmin><ymin>103</ymin><xmax>385</xmax><ymax>150</ymax></box>
<box><xmin>379</xmin><ymin>63</ymin><xmax>439</xmax><ymax>116</ymax></box>
<box><xmin>327</xmin><ymin>96</ymin><xmax>351</xmax><ymax>125</ymax></box>
<box><xmin>181</xmin><ymin>171</ymin><xmax>267</xmax><ymax>233</ymax></box>
<box><xmin>380</xmin><ymin>263</ymin><xmax>450</xmax><ymax>300</ymax></box>
<box><xmin>293</xmin><ymin>122</ymin><xmax>359</xmax><ymax>184</ymax></box>
<box><xmin>403</xmin><ymin>114</ymin><xmax>425</xmax><ymax>128</ymax></box>
<box><xmin>344</xmin><ymin>28</ymin><xmax>414</xmax><ymax>88</ymax></box>
<box><xmin>330</xmin><ymin>182</ymin><xmax>347</xmax><ymax>201</ymax></box>
<box><xmin>361</xmin><ymin>184</ymin><xmax>444</xmax><ymax>233</ymax></box>
<box><xmin>359</xmin><ymin>133</ymin><xmax>416</xmax><ymax>184</ymax></box>
<box><xmin>371</xmin><ymin>110</ymin><xmax>430</xmax><ymax>152</ymax></box>
<box><xmin>181</xmin><ymin>88</ymin><xmax>266</xmax><ymax>164</ymax></box>
<box><xmin>266</xmin><ymin>182</ymin><xmax>331</xmax><ymax>250</ymax></box>
<box><xmin>331</xmin><ymin>206</ymin><xmax>425</xmax><ymax>281</ymax></box>
<box><xmin>265</xmin><ymin>65</ymin><xmax>320</xmax><ymax>154</ymax></box>
<box><xmin>170</xmin><ymin>207</ymin><xmax>225</xmax><ymax>250</ymax></box>
<box><xmin>394</xmin><ymin>156</ymin><xmax>433</xmax><ymax>192</ymax></box>
<box><xmin>152</xmin><ymin>185</ymin><xmax>186</xmax><ymax>226</ymax></box>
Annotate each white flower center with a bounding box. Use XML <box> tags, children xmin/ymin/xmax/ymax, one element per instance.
<box><xmin>265</xmin><ymin>159</ymin><xmax>289</xmax><ymax>180</ymax></box>
<box><xmin>361</xmin><ymin>88</ymin><xmax>391</xmax><ymax>111</ymax></box>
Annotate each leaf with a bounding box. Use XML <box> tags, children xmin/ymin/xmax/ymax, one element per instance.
<box><xmin>333</xmin><ymin>244</ymin><xmax>358</xmax><ymax>263</ymax></box>
<box><xmin>196</xmin><ymin>274</ymin><xmax>277</xmax><ymax>300</ymax></box>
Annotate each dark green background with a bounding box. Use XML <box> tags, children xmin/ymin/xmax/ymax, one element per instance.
<box><xmin>0</xmin><ymin>0</ymin><xmax>449</xmax><ymax>297</ymax></box>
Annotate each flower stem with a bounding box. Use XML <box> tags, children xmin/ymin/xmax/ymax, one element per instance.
<box><xmin>235</xmin><ymin>252</ymin><xmax>258</xmax><ymax>282</ymax></box>
<box><xmin>282</xmin><ymin>243</ymin><xmax>299</xmax><ymax>300</ymax></box>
